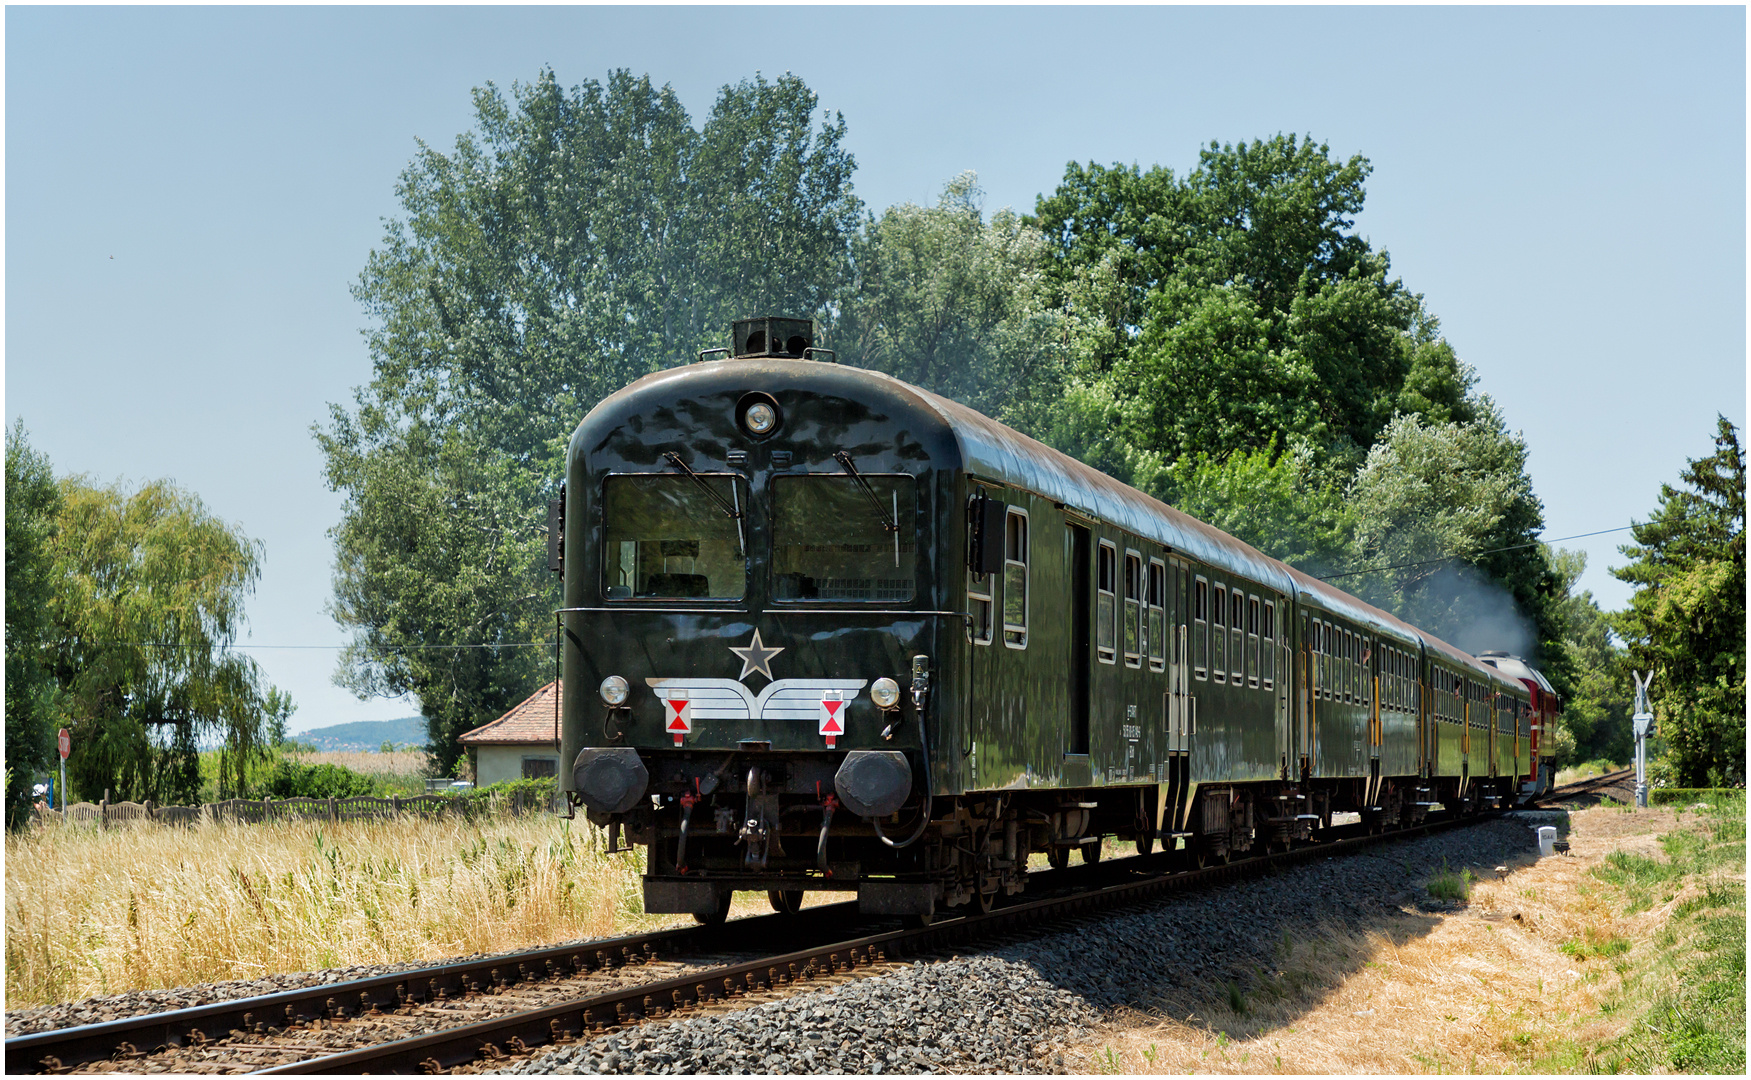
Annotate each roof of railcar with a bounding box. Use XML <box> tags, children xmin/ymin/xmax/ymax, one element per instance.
<box><xmin>594</xmin><ymin>359</ymin><xmax>1528</xmax><ymax>690</ymax></box>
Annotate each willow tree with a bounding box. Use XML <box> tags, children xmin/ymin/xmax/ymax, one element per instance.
<box><xmin>48</xmin><ymin>476</ymin><xmax>291</xmax><ymax>804</ymax></box>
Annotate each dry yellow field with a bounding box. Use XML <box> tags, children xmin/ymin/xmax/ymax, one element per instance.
<box><xmin>4</xmin><ymin>812</ymin><xmax>669</xmax><ymax>1007</ymax></box>
<box><xmin>285</xmin><ymin>747</ymin><xmax>430</xmax><ymax>780</ymax></box>
<box><xmin>1070</xmin><ymin>803</ymin><xmax>1739</xmax><ymax>1074</ymax></box>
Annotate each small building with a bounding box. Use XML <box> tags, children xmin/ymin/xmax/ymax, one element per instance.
<box><xmin>457</xmin><ymin>682</ymin><xmax>561</xmax><ymax>787</ymax></box>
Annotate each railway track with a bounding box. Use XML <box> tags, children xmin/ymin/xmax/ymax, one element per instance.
<box><xmin>1536</xmin><ymin>767</ymin><xmax>1637</xmax><ymax>806</ymax></box>
<box><xmin>8</xmin><ymin>805</ymin><xmax>1511</xmax><ymax>1075</ymax></box>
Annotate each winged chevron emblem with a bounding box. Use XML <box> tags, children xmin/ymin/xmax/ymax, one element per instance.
<box><xmin>645</xmin><ymin>677</ymin><xmax>868</xmax><ymax>720</ymax></box>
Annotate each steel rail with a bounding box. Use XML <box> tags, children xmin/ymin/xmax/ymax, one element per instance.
<box><xmin>3</xmin><ymin>903</ymin><xmax>859</xmax><ymax>1074</ymax></box>
<box><xmin>1535</xmin><ymin>768</ymin><xmax>1635</xmax><ymax>804</ymax></box>
<box><xmin>258</xmin><ymin>811</ymin><xmax>1496</xmax><ymax>1075</ymax></box>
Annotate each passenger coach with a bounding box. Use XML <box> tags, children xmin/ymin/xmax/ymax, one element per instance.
<box><xmin>557</xmin><ymin>317</ymin><xmax>1550</xmax><ymax>922</ymax></box>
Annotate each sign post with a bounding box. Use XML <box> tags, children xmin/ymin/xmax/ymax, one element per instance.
<box><xmin>1631</xmin><ymin>671</ymin><xmax>1654</xmax><ymax>809</ymax></box>
<box><xmin>57</xmin><ymin>728</ymin><xmax>70</xmax><ymax>811</ymax></box>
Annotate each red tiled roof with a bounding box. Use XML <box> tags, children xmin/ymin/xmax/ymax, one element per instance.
<box><xmin>457</xmin><ymin>682</ymin><xmax>561</xmax><ymax>746</ymax></box>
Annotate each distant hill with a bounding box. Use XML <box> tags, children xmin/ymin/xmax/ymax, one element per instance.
<box><xmin>291</xmin><ymin>717</ymin><xmax>427</xmax><ymax>752</ymax></box>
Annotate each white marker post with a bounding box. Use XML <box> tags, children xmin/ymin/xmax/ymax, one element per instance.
<box><xmin>57</xmin><ymin>728</ymin><xmax>70</xmax><ymax>811</ymax></box>
<box><xmin>1631</xmin><ymin>671</ymin><xmax>1654</xmax><ymax>809</ymax></box>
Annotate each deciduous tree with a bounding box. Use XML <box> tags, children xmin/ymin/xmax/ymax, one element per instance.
<box><xmin>5</xmin><ymin>422</ymin><xmax>63</xmax><ymax>827</ymax></box>
<box><xmin>45</xmin><ymin>476</ymin><xmax>291</xmax><ymax>804</ymax></box>
<box><xmin>324</xmin><ymin>69</ymin><xmax>861</xmax><ymax>769</ymax></box>
<box><xmin>832</xmin><ymin>172</ymin><xmax>1063</xmax><ymax>419</ymax></box>
<box><xmin>1344</xmin><ymin>405</ymin><xmax>1567</xmax><ymax>686</ymax></box>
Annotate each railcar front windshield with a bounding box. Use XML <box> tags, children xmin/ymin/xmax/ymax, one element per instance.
<box><xmin>603</xmin><ymin>475</ymin><xmax>747</xmax><ymax>599</ymax></box>
<box><xmin>772</xmin><ymin>475</ymin><xmax>917</xmax><ymax>602</ymax></box>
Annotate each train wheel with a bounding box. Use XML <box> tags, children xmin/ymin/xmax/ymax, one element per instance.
<box><xmin>1136</xmin><ymin>832</ymin><xmax>1156</xmax><ymax>857</ymax></box>
<box><xmin>692</xmin><ymin>906</ymin><xmax>728</xmax><ymax>927</ymax></box>
<box><xmin>974</xmin><ymin>885</ymin><xmax>996</xmax><ymax>915</ymax></box>
<box><xmin>906</xmin><ymin>911</ymin><xmax>935</xmax><ymax>929</ymax></box>
<box><xmin>1047</xmin><ymin>845</ymin><xmax>1070</xmax><ymax>871</ymax></box>
<box><xmin>767</xmin><ymin>890</ymin><xmax>804</xmax><ymax>915</ymax></box>
<box><xmin>1082</xmin><ymin>840</ymin><xmax>1102</xmax><ymax>865</ymax></box>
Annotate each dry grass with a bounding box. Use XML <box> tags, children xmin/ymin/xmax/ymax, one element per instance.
<box><xmin>1072</xmin><ymin>805</ymin><xmax>1704</xmax><ymax>1074</ymax></box>
<box><xmin>3</xmin><ymin>812</ymin><xmax>669</xmax><ymax>1007</ymax></box>
<box><xmin>285</xmin><ymin>748</ymin><xmax>431</xmax><ymax>780</ymax></box>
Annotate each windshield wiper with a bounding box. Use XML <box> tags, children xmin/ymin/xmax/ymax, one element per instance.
<box><xmin>663</xmin><ymin>452</ymin><xmax>745</xmax><ymax>554</ymax></box>
<box><xmin>833</xmin><ymin>451</ymin><xmax>900</xmax><ymax>533</ymax></box>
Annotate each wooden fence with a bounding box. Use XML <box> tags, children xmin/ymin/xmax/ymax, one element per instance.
<box><xmin>31</xmin><ymin>789</ymin><xmax>562</xmax><ymax>829</ymax></box>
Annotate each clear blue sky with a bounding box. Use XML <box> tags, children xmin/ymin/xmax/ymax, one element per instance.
<box><xmin>6</xmin><ymin>6</ymin><xmax>1744</xmax><ymax>733</ymax></box>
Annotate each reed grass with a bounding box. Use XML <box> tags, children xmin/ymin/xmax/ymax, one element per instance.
<box><xmin>4</xmin><ymin>812</ymin><xmax>664</xmax><ymax>1008</ymax></box>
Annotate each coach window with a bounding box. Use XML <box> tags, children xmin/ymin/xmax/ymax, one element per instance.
<box><xmin>773</xmin><ymin>474</ymin><xmax>916</xmax><ymax>601</ymax></box>
<box><xmin>1227</xmin><ymin>590</ymin><xmax>1241</xmax><ymax>685</ymax></box>
<box><xmin>604</xmin><ymin>473</ymin><xmax>749</xmax><ymax>599</ymax></box>
<box><xmin>1193</xmin><ymin>576</ymin><xmax>1209</xmax><ymax>679</ymax></box>
<box><xmin>1246</xmin><ymin>596</ymin><xmax>1260</xmax><ymax>688</ymax></box>
<box><xmin>1123</xmin><ymin>551</ymin><xmax>1143</xmax><ymax>668</ymax></box>
<box><xmin>1212</xmin><ymin>585</ymin><xmax>1229</xmax><ymax>684</ymax></box>
<box><xmin>1147</xmin><ymin>559</ymin><xmax>1167</xmax><ymax>673</ymax></box>
<box><xmin>1344</xmin><ymin>630</ymin><xmax>1356</xmax><ymax>703</ymax></box>
<box><xmin>1360</xmin><ymin>636</ymin><xmax>1370</xmax><ymax>706</ymax></box>
<box><xmin>968</xmin><ymin>563</ymin><xmax>993</xmax><ymax>646</ymax></box>
<box><xmin>1316</xmin><ymin>623</ymin><xmax>1330</xmax><ymax>700</ymax></box>
<box><xmin>1003</xmin><ymin>508</ymin><xmax>1028</xmax><ymax>648</ymax></box>
<box><xmin>1261</xmin><ymin>600</ymin><xmax>1275</xmax><ymax>690</ymax></box>
<box><xmin>1096</xmin><ymin>541</ymin><xmax>1117</xmax><ymax>664</ymax></box>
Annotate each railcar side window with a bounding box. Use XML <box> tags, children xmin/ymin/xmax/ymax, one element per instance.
<box><xmin>1096</xmin><ymin>542</ymin><xmax>1117</xmax><ymax>664</ymax></box>
<box><xmin>1123</xmin><ymin>551</ymin><xmax>1142</xmax><ymax>668</ymax></box>
<box><xmin>1212</xmin><ymin>585</ymin><xmax>1228</xmax><ymax>684</ymax></box>
<box><xmin>1261</xmin><ymin>600</ymin><xmax>1275</xmax><ymax>690</ymax></box>
<box><xmin>1322</xmin><ymin>622</ymin><xmax>1333</xmax><ymax>700</ymax></box>
<box><xmin>968</xmin><ymin>566</ymin><xmax>993</xmax><ymax>646</ymax></box>
<box><xmin>1147</xmin><ymin>559</ymin><xmax>1167</xmax><ymax>673</ymax></box>
<box><xmin>1193</xmin><ymin>576</ymin><xmax>1209</xmax><ymax>680</ymax></box>
<box><xmin>1230</xmin><ymin>590</ymin><xmax>1244</xmax><ymax>685</ymax></box>
<box><xmin>773</xmin><ymin>474</ymin><xmax>916</xmax><ymax>601</ymax></box>
<box><xmin>603</xmin><ymin>474</ymin><xmax>749</xmax><ymax>599</ymax></box>
<box><xmin>1246</xmin><ymin>596</ymin><xmax>1260</xmax><ymax>688</ymax></box>
<box><xmin>1003</xmin><ymin>509</ymin><xmax>1029</xmax><ymax>648</ymax></box>
<box><xmin>1344</xmin><ymin>629</ymin><xmax>1355</xmax><ymax>703</ymax></box>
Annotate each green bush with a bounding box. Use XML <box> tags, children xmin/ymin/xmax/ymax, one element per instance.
<box><xmin>1650</xmin><ymin>788</ymin><xmax>1736</xmax><ymax>807</ymax></box>
<box><xmin>450</xmin><ymin>776</ymin><xmax>559</xmax><ymax>816</ymax></box>
<box><xmin>264</xmin><ymin>760</ymin><xmax>375</xmax><ymax>800</ymax></box>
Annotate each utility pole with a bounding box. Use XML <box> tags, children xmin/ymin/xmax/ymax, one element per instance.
<box><xmin>1632</xmin><ymin>671</ymin><xmax>1654</xmax><ymax>809</ymax></box>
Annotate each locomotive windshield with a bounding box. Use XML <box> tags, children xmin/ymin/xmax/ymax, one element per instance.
<box><xmin>603</xmin><ymin>475</ymin><xmax>747</xmax><ymax>599</ymax></box>
<box><xmin>772</xmin><ymin>475</ymin><xmax>916</xmax><ymax>602</ymax></box>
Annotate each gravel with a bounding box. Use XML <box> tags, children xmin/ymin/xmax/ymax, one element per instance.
<box><xmin>511</xmin><ymin>956</ymin><xmax>1099</xmax><ymax>1075</ymax></box>
<box><xmin>513</xmin><ymin>814</ymin><xmax>1553</xmax><ymax>1073</ymax></box>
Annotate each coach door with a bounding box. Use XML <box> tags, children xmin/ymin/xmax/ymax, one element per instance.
<box><xmin>1276</xmin><ymin>596</ymin><xmax>1292</xmax><ymax>779</ymax></box>
<box><xmin>1159</xmin><ymin>558</ymin><xmax>1194</xmax><ymax>835</ymax></box>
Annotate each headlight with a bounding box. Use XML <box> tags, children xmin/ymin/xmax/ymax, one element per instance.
<box><xmin>744</xmin><ymin>401</ymin><xmax>777</xmax><ymax>435</ymax></box>
<box><xmin>599</xmin><ymin>675</ymin><xmax>629</xmax><ymax>706</ymax></box>
<box><xmin>870</xmin><ymin>677</ymin><xmax>900</xmax><ymax>709</ymax></box>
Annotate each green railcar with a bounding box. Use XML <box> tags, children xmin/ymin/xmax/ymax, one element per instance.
<box><xmin>558</xmin><ymin>318</ymin><xmax>1549</xmax><ymax>923</ymax></box>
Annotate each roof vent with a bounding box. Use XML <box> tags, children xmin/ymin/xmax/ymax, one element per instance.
<box><xmin>694</xmin><ymin>316</ymin><xmax>833</xmax><ymax>363</ymax></box>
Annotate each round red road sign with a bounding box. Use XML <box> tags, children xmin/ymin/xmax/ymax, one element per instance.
<box><xmin>57</xmin><ymin>728</ymin><xmax>70</xmax><ymax>759</ymax></box>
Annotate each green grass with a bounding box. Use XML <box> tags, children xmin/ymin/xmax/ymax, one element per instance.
<box><xmin>1526</xmin><ymin>792</ymin><xmax>1745</xmax><ymax>1074</ymax></box>
<box><xmin>1426</xmin><ymin>860</ymin><xmax>1476</xmax><ymax>901</ymax></box>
